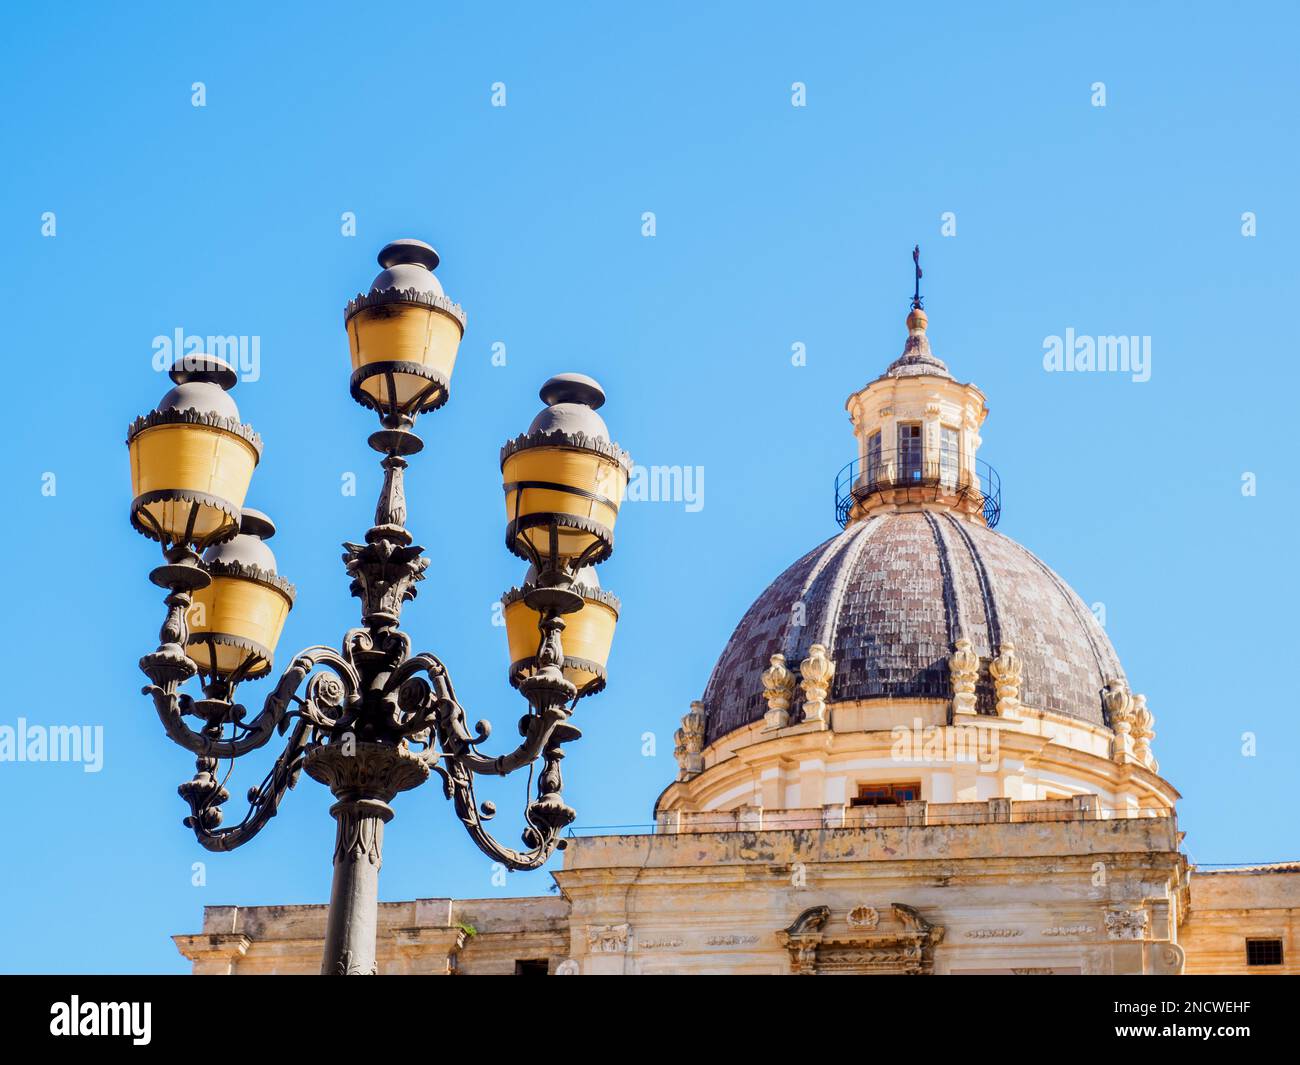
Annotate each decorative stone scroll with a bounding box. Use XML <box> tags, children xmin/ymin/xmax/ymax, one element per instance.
<box><xmin>1145</xmin><ymin>942</ymin><xmax>1186</xmax><ymax>975</ymax></box>
<box><xmin>964</xmin><ymin>928</ymin><xmax>1022</xmax><ymax>939</ymax></box>
<box><xmin>705</xmin><ymin>934</ymin><xmax>759</xmax><ymax>946</ymax></box>
<box><xmin>638</xmin><ymin>937</ymin><xmax>683</xmax><ymax>950</ymax></box>
<box><xmin>1043</xmin><ymin>925</ymin><xmax>1095</xmax><ymax>937</ymax></box>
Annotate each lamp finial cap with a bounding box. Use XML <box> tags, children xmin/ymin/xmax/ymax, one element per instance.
<box><xmin>377</xmin><ymin>238</ymin><xmax>440</xmax><ymax>272</ymax></box>
<box><xmin>239</xmin><ymin>508</ymin><xmax>276</xmax><ymax>540</ymax></box>
<box><xmin>369</xmin><ymin>238</ymin><xmax>444</xmax><ymax>298</ymax></box>
<box><xmin>168</xmin><ymin>354</ymin><xmax>238</xmax><ymax>391</ymax></box>
<box><xmin>527</xmin><ymin>373</ymin><xmax>610</xmax><ymax>438</ymax></box>
<box><xmin>539</xmin><ymin>373</ymin><xmax>606</xmax><ymax>410</ymax></box>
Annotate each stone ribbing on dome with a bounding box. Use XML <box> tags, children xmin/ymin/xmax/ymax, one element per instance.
<box><xmin>699</xmin><ymin>511</ymin><xmax>1123</xmax><ymax>745</ymax></box>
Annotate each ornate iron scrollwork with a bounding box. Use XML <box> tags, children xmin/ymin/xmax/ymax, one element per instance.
<box><xmin>138</xmin><ymin>422</ymin><xmax>585</xmax><ymax>874</ymax></box>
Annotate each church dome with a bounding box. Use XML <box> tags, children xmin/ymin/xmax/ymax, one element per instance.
<box><xmin>668</xmin><ymin>252</ymin><xmax>1165</xmax><ymax>814</ymax></box>
<box><xmin>700</xmin><ymin>510</ymin><xmax>1124</xmax><ymax>745</ymax></box>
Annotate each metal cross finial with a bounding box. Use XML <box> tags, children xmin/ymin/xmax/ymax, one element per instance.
<box><xmin>911</xmin><ymin>244</ymin><xmax>923</xmax><ymax>310</ymax></box>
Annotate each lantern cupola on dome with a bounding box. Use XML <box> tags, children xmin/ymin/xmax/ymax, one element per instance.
<box><xmin>838</xmin><ymin>248</ymin><xmax>998</xmax><ymax>529</ymax></box>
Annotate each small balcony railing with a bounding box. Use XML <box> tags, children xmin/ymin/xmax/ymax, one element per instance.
<box><xmin>834</xmin><ymin>449</ymin><xmax>1002</xmax><ymax>529</ymax></box>
<box><xmin>559</xmin><ymin>797</ymin><xmax>1172</xmax><ymax>837</ymax></box>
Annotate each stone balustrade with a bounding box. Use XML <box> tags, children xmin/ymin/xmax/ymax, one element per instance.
<box><xmin>652</xmin><ymin>794</ymin><xmax>1166</xmax><ymax>834</ymax></box>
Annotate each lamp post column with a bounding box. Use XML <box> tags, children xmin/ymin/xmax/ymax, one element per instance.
<box><xmin>306</xmin><ymin>742</ymin><xmax>430</xmax><ymax>975</ymax></box>
<box><xmin>321</xmin><ymin>795</ymin><xmax>391</xmax><ymax>975</ymax></box>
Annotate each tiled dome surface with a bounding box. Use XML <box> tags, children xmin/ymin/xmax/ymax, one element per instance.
<box><xmin>701</xmin><ymin>511</ymin><xmax>1123</xmax><ymax>745</ymax></box>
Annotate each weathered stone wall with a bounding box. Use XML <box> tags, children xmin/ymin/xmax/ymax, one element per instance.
<box><xmin>175</xmin><ymin>896</ymin><xmax>570</xmax><ymax>975</ymax></box>
<box><xmin>174</xmin><ymin>817</ymin><xmax>1297</xmax><ymax>976</ymax></box>
<box><xmin>554</xmin><ymin>816</ymin><xmax>1186</xmax><ymax>975</ymax></box>
<box><xmin>1181</xmin><ymin>866</ymin><xmax>1300</xmax><ymax>975</ymax></box>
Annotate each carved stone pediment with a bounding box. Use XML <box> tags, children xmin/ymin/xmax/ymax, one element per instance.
<box><xmin>777</xmin><ymin>903</ymin><xmax>944</xmax><ymax>975</ymax></box>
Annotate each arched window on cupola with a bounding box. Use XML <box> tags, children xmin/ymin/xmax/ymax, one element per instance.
<box><xmin>898</xmin><ymin>422</ymin><xmax>923</xmax><ymax>482</ymax></box>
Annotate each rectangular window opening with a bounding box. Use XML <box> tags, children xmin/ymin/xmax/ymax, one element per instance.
<box><xmin>865</xmin><ymin>431</ymin><xmax>882</xmax><ymax>488</ymax></box>
<box><xmin>940</xmin><ymin>425</ymin><xmax>960</xmax><ymax>489</ymax></box>
<box><xmin>898</xmin><ymin>423</ymin><xmax>923</xmax><ymax>482</ymax></box>
<box><xmin>850</xmin><ymin>782</ymin><xmax>922</xmax><ymax>807</ymax></box>
<box><xmin>1246</xmin><ymin>939</ymin><xmax>1283</xmax><ymax>967</ymax></box>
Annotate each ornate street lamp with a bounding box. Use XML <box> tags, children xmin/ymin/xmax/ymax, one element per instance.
<box><xmin>129</xmin><ymin>239</ymin><xmax>631</xmax><ymax>975</ymax></box>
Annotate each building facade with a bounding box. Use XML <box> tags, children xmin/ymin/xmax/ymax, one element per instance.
<box><xmin>176</xmin><ymin>301</ymin><xmax>1298</xmax><ymax>975</ymax></box>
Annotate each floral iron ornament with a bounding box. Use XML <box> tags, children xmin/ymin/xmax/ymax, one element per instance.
<box><xmin>131</xmin><ymin>239</ymin><xmax>631</xmax><ymax>975</ymax></box>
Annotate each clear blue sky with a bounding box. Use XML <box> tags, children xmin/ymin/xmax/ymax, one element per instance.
<box><xmin>1</xmin><ymin>1</ymin><xmax>1296</xmax><ymax>972</ymax></box>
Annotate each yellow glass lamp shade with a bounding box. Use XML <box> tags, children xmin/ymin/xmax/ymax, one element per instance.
<box><xmin>502</xmin><ymin>443</ymin><xmax>628</xmax><ymax>564</ymax></box>
<box><xmin>502</xmin><ymin>575</ymin><xmax>620</xmax><ymax>697</ymax></box>
<box><xmin>345</xmin><ymin>239</ymin><xmax>465</xmax><ymax>417</ymax></box>
<box><xmin>185</xmin><ymin>509</ymin><xmax>295</xmax><ymax>680</ymax></box>
<box><xmin>347</xmin><ymin>302</ymin><xmax>464</xmax><ymax>413</ymax></box>
<box><xmin>501</xmin><ymin>374</ymin><xmax>632</xmax><ymax>568</ymax></box>
<box><xmin>126</xmin><ymin>357</ymin><xmax>260</xmax><ymax>550</ymax></box>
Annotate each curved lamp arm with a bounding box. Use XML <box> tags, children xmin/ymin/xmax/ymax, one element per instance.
<box><xmin>178</xmin><ymin>718</ymin><xmax>313</xmax><ymax>852</ymax></box>
<box><xmin>382</xmin><ymin>649</ymin><xmax>579</xmax><ymax>870</ymax></box>
<box><xmin>138</xmin><ymin>576</ymin><xmax>368</xmax><ymax>851</ymax></box>
<box><xmin>431</xmin><ymin>731</ymin><xmax>572</xmax><ymax>871</ymax></box>
<box><xmin>140</xmin><ymin>570</ymin><xmax>579</xmax><ymax>869</ymax></box>
<box><xmin>143</xmin><ymin>639</ymin><xmax>361</xmax><ymax>762</ymax></box>
<box><xmin>136</xmin><ymin>392</ymin><xmax>610</xmax><ymax>878</ymax></box>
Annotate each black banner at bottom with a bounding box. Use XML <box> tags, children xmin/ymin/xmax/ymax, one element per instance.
<box><xmin>0</xmin><ymin>973</ymin><xmax>1292</xmax><ymax>1051</ymax></box>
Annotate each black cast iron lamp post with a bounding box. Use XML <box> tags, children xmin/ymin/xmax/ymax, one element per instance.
<box><xmin>128</xmin><ymin>240</ymin><xmax>632</xmax><ymax>975</ymax></box>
